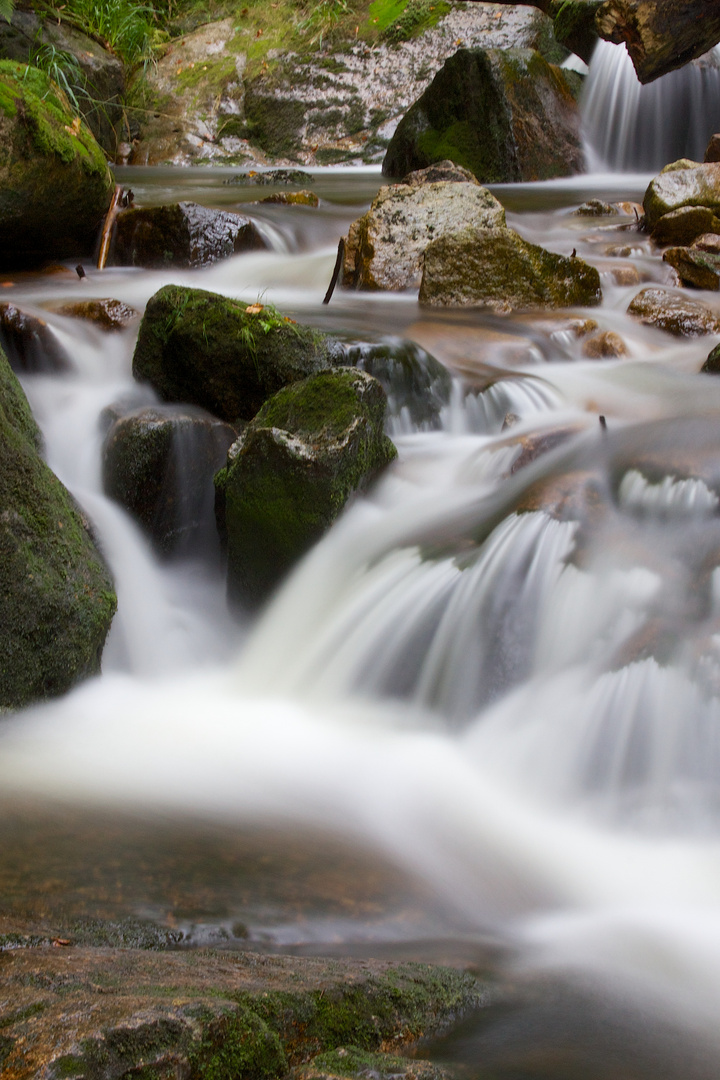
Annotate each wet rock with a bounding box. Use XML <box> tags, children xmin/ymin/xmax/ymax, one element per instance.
<box><xmin>662</xmin><ymin>246</ymin><xmax>720</xmax><ymax>290</ymax></box>
<box><xmin>110</xmin><ymin>202</ymin><xmax>268</xmax><ymax>269</ymax></box>
<box><xmin>706</xmin><ymin>134</ymin><xmax>720</xmax><ymax>163</ymax></box>
<box><xmin>574</xmin><ymin>199</ymin><xmax>616</xmax><ymax>216</ymax></box>
<box><xmin>0</xmin><ymin>10</ymin><xmax>124</xmax><ymax>155</ymax></box>
<box><xmin>627</xmin><ymin>287</ymin><xmax>720</xmax><ymax>336</ymax></box>
<box><xmin>342</xmin><ymin>181</ymin><xmax>505</xmax><ymax>291</ymax></box>
<box><xmin>402</xmin><ymin>160</ymin><xmax>479</xmax><ymax>186</ymax></box>
<box><xmin>509</xmin><ymin>425</ymin><xmax>581</xmax><ymax>475</ymax></box>
<box><xmin>582</xmin><ymin>330</ymin><xmax>628</xmax><ymax>358</ymax></box>
<box><xmin>382</xmin><ymin>48</ymin><xmax>583</xmax><ymax>183</ymax></box>
<box><xmin>295</xmin><ymin>1047</ymin><xmax>453</xmax><ymax>1080</ymax></box>
<box><xmin>596</xmin><ymin>0</ymin><xmax>720</xmax><ymax>83</ymax></box>
<box><xmin>0</xmin><ymin>302</ymin><xmax>71</xmax><ymax>372</ymax></box>
<box><xmin>0</xmin><ymin>344</ymin><xmax>116</xmax><ymax>709</ymax></box>
<box><xmin>54</xmin><ymin>298</ymin><xmax>139</xmax><ymax>332</ymax></box>
<box><xmin>103</xmin><ymin>405</ymin><xmax>236</xmax><ymax>556</ymax></box>
<box><xmin>133</xmin><ymin>286</ymin><xmax>337</xmax><ymax>423</ymax></box>
<box><xmin>693</xmin><ymin>233</ymin><xmax>720</xmax><ymax>255</ymax></box>
<box><xmin>217</xmin><ymin>369</ymin><xmax>397</xmax><ymax>608</ymax></box>
<box><xmin>0</xmin><ymin>947</ymin><xmax>487</xmax><ymax>1080</ymax></box>
<box><xmin>650</xmin><ymin>206</ymin><xmax>720</xmax><ymax>246</ymax></box>
<box><xmin>0</xmin><ymin>61</ymin><xmax>114</xmax><ymax>269</ymax></box>
<box><xmin>419</xmin><ymin>227</ymin><xmax>602</xmax><ymax>312</ymax></box>
<box><xmin>337</xmin><ymin>338</ymin><xmax>452</xmax><ymax>428</ymax></box>
<box><xmin>701</xmin><ymin>342</ymin><xmax>720</xmax><ymax>373</ymax></box>
<box><xmin>606</xmin><ymin>264</ymin><xmax>642</xmax><ymax>286</ymax></box>
<box><xmin>551</xmin><ymin>0</ymin><xmax>602</xmax><ymax>62</ymax></box>
<box><xmin>643</xmin><ymin>161</ymin><xmax>720</xmax><ymax>231</ymax></box>
<box><xmin>225</xmin><ymin>169</ymin><xmax>315</xmax><ymax>185</ymax></box>
<box><xmin>260</xmin><ymin>190</ymin><xmax>319</xmax><ymax>206</ymax></box>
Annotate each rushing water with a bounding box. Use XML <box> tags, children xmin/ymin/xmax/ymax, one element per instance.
<box><xmin>3</xmin><ymin>155</ymin><xmax>720</xmax><ymax>1078</ymax></box>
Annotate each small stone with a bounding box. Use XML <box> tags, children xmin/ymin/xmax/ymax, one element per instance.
<box><xmin>609</xmin><ymin>265</ymin><xmax>641</xmax><ymax>286</ymax></box>
<box><xmin>54</xmin><ymin>298</ymin><xmax>138</xmax><ymax>332</ymax></box>
<box><xmin>223</xmin><ymin>169</ymin><xmax>314</xmax><ymax>186</ymax></box>
<box><xmin>574</xmin><ymin>199</ymin><xmax>616</xmax><ymax>216</ymax></box>
<box><xmin>259</xmin><ymin>190</ymin><xmax>319</xmax><ymax>206</ymax></box>
<box><xmin>582</xmin><ymin>330</ymin><xmax>627</xmax><ymax>358</ymax></box>
<box><xmin>705</xmin><ymin>134</ymin><xmax>720</xmax><ymax>163</ymax></box>
<box><xmin>701</xmin><ymin>342</ymin><xmax>720</xmax><ymax>372</ymax></box>
<box><xmin>692</xmin><ymin>233</ymin><xmax>720</xmax><ymax>254</ymax></box>
<box><xmin>401</xmin><ymin>161</ymin><xmax>480</xmax><ymax>186</ymax></box>
<box><xmin>627</xmin><ymin>287</ymin><xmax>720</xmax><ymax>336</ymax></box>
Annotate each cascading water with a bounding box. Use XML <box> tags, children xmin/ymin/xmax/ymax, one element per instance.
<box><xmin>5</xmin><ymin>157</ymin><xmax>720</xmax><ymax>1078</ymax></box>
<box><xmin>582</xmin><ymin>40</ymin><xmax>720</xmax><ymax>171</ymax></box>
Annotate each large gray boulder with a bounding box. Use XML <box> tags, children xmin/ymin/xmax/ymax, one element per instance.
<box><xmin>0</xmin><ymin>345</ymin><xmax>116</xmax><ymax>709</ymax></box>
<box><xmin>644</xmin><ymin>162</ymin><xmax>720</xmax><ymax>231</ymax></box>
<box><xmin>342</xmin><ymin>181</ymin><xmax>506</xmax><ymax>291</ymax></box>
<box><xmin>0</xmin><ymin>61</ymin><xmax>114</xmax><ymax>269</ymax></box>
<box><xmin>110</xmin><ymin>203</ymin><xmax>268</xmax><ymax>269</ymax></box>
<box><xmin>216</xmin><ymin>368</ymin><xmax>397</xmax><ymax>608</ymax></box>
<box><xmin>382</xmin><ymin>47</ymin><xmax>583</xmax><ymax>183</ymax></box>
<box><xmin>419</xmin><ymin>226</ymin><xmax>602</xmax><ymax>311</ymax></box>
<box><xmin>627</xmin><ymin>287</ymin><xmax>720</xmax><ymax>336</ymax></box>
<box><xmin>102</xmin><ymin>405</ymin><xmax>236</xmax><ymax>556</ymax></box>
<box><xmin>132</xmin><ymin>286</ymin><xmax>339</xmax><ymax>423</ymax></box>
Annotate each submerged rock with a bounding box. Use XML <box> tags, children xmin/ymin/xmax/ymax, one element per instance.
<box><xmin>0</xmin><ymin>61</ymin><xmax>114</xmax><ymax>268</ymax></box>
<box><xmin>627</xmin><ymin>287</ymin><xmax>720</xmax><ymax>336</ymax></box>
<box><xmin>225</xmin><ymin>169</ymin><xmax>314</xmax><ymax>185</ymax></box>
<box><xmin>342</xmin><ymin>181</ymin><xmax>506</xmax><ymax>291</ymax></box>
<box><xmin>702</xmin><ymin>342</ymin><xmax>720</xmax><ymax>373</ymax></box>
<box><xmin>54</xmin><ymin>297</ymin><xmax>139</xmax><ymax>332</ymax></box>
<box><xmin>132</xmin><ymin>285</ymin><xmax>337</xmax><ymax>423</ymax></box>
<box><xmin>382</xmin><ymin>47</ymin><xmax>583</xmax><ymax>183</ymax></box>
<box><xmin>217</xmin><ymin>368</ymin><xmax>397</xmax><ymax>607</ymax></box>
<box><xmin>110</xmin><ymin>202</ymin><xmax>268</xmax><ymax>269</ymax></box>
<box><xmin>259</xmin><ymin>190</ymin><xmax>319</xmax><ymax>206</ymax></box>
<box><xmin>102</xmin><ymin>405</ymin><xmax>236</xmax><ymax>556</ymax></box>
<box><xmin>0</xmin><ymin>302</ymin><xmax>71</xmax><ymax>372</ymax></box>
<box><xmin>663</xmin><ymin>246</ymin><xmax>720</xmax><ymax>290</ymax></box>
<box><xmin>419</xmin><ymin>227</ymin><xmax>602</xmax><ymax>311</ymax></box>
<box><xmin>650</xmin><ymin>206</ymin><xmax>720</xmax><ymax>247</ymax></box>
<box><xmin>644</xmin><ymin>161</ymin><xmax>720</xmax><ymax>230</ymax></box>
<box><xmin>581</xmin><ymin>330</ymin><xmax>628</xmax><ymax>359</ymax></box>
<box><xmin>0</xmin><ymin>344</ymin><xmax>116</xmax><ymax>709</ymax></box>
<box><xmin>337</xmin><ymin>338</ymin><xmax>452</xmax><ymax>428</ymax></box>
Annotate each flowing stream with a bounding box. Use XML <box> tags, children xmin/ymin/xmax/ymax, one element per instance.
<box><xmin>4</xmin><ymin>51</ymin><xmax>720</xmax><ymax>1078</ymax></box>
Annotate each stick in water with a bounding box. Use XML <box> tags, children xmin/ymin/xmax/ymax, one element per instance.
<box><xmin>323</xmin><ymin>238</ymin><xmax>345</xmax><ymax>305</ymax></box>
<box><xmin>97</xmin><ymin>185</ymin><xmax>124</xmax><ymax>271</ymax></box>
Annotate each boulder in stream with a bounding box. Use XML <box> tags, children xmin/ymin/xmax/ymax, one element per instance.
<box><xmin>627</xmin><ymin>287</ymin><xmax>720</xmax><ymax>336</ymax></box>
<box><xmin>110</xmin><ymin>202</ymin><xmax>268</xmax><ymax>269</ymax></box>
<box><xmin>217</xmin><ymin>368</ymin><xmax>397</xmax><ymax>608</ymax></box>
<box><xmin>0</xmin><ymin>301</ymin><xmax>71</xmax><ymax>372</ymax></box>
<box><xmin>0</xmin><ymin>344</ymin><xmax>116</xmax><ymax>709</ymax></box>
<box><xmin>382</xmin><ymin>48</ymin><xmax>583</xmax><ymax>183</ymax></box>
<box><xmin>102</xmin><ymin>405</ymin><xmax>237</xmax><ymax>556</ymax></box>
<box><xmin>0</xmin><ymin>61</ymin><xmax>114</xmax><ymax>269</ymax></box>
<box><xmin>662</xmin><ymin>246</ymin><xmax>720</xmax><ymax>290</ymax></box>
<box><xmin>650</xmin><ymin>206</ymin><xmax>720</xmax><ymax>247</ymax></box>
<box><xmin>337</xmin><ymin>338</ymin><xmax>452</xmax><ymax>428</ymax></box>
<box><xmin>54</xmin><ymin>297</ymin><xmax>139</xmax><ymax>332</ymax></box>
<box><xmin>132</xmin><ymin>286</ymin><xmax>338</xmax><ymax>423</ymax></box>
<box><xmin>643</xmin><ymin>161</ymin><xmax>720</xmax><ymax>231</ymax></box>
<box><xmin>342</xmin><ymin>181</ymin><xmax>506</xmax><ymax>291</ymax></box>
<box><xmin>419</xmin><ymin>227</ymin><xmax>602</xmax><ymax>311</ymax></box>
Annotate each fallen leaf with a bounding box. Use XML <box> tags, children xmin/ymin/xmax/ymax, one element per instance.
<box><xmin>245</xmin><ymin>303</ymin><xmax>264</xmax><ymax>314</ymax></box>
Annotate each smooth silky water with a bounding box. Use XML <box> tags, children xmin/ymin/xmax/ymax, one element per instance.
<box><xmin>5</xmin><ymin>48</ymin><xmax>720</xmax><ymax>1077</ymax></box>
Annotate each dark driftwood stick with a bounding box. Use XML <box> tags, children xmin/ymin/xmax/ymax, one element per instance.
<box><xmin>323</xmin><ymin>238</ymin><xmax>345</xmax><ymax>305</ymax></box>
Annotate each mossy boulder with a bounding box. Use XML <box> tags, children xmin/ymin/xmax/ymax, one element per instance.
<box><xmin>551</xmin><ymin>0</ymin><xmax>602</xmax><ymax>63</ymax></box>
<box><xmin>110</xmin><ymin>202</ymin><xmax>268</xmax><ymax>270</ymax></box>
<box><xmin>102</xmin><ymin>405</ymin><xmax>237</xmax><ymax>556</ymax></box>
<box><xmin>650</xmin><ymin>206</ymin><xmax>720</xmax><ymax>247</ymax></box>
<box><xmin>295</xmin><ymin>1046</ymin><xmax>453</xmax><ymax>1080</ymax></box>
<box><xmin>0</xmin><ymin>60</ymin><xmax>114</xmax><ymax>269</ymax></box>
<box><xmin>643</xmin><ymin>161</ymin><xmax>720</xmax><ymax>231</ymax></box>
<box><xmin>132</xmin><ymin>286</ymin><xmax>338</xmax><ymax>423</ymax></box>
<box><xmin>0</xmin><ymin>301</ymin><xmax>71</xmax><ymax>372</ymax></box>
<box><xmin>627</xmin><ymin>287</ymin><xmax>720</xmax><ymax>336</ymax></box>
<box><xmin>217</xmin><ymin>368</ymin><xmax>397</xmax><ymax>607</ymax></box>
<box><xmin>662</xmin><ymin>246</ymin><xmax>720</xmax><ymax>290</ymax></box>
<box><xmin>0</xmin><ymin>345</ymin><xmax>116</xmax><ymax>709</ymax></box>
<box><xmin>342</xmin><ymin>181</ymin><xmax>505</xmax><ymax>291</ymax></box>
<box><xmin>419</xmin><ymin>226</ymin><xmax>602</xmax><ymax>311</ymax></box>
<box><xmin>382</xmin><ymin>47</ymin><xmax>583</xmax><ymax>183</ymax></box>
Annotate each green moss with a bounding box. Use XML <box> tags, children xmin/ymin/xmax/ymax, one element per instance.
<box><xmin>217</xmin><ymin>114</ymin><xmax>246</xmax><ymax>139</ymax></box>
<box><xmin>379</xmin><ymin>0</ymin><xmax>451</xmax><ymax>44</ymax></box>
<box><xmin>176</xmin><ymin>55</ymin><xmax>237</xmax><ymax>93</ymax></box>
<box><xmin>0</xmin><ymin>1036</ymin><xmax>14</xmax><ymax>1068</ymax></box>
<box><xmin>242</xmin><ymin>85</ymin><xmax>306</xmax><ymax>157</ymax></box>
<box><xmin>191</xmin><ymin>1006</ymin><xmax>287</xmax><ymax>1080</ymax></box>
<box><xmin>550</xmin><ymin>0</ymin><xmax>601</xmax><ymax>61</ymax></box>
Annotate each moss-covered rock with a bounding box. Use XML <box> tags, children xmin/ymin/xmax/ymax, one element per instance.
<box><xmin>218</xmin><ymin>368</ymin><xmax>397</xmax><ymax>607</ymax></box>
<box><xmin>662</xmin><ymin>246</ymin><xmax>720</xmax><ymax>289</ymax></box>
<box><xmin>382</xmin><ymin>47</ymin><xmax>583</xmax><ymax>183</ymax></box>
<box><xmin>102</xmin><ymin>405</ymin><xmax>237</xmax><ymax>556</ymax></box>
<box><xmin>627</xmin><ymin>287</ymin><xmax>720</xmax><ymax>336</ymax></box>
<box><xmin>260</xmin><ymin>190</ymin><xmax>319</xmax><ymax>206</ymax></box>
<box><xmin>0</xmin><ymin>345</ymin><xmax>116</xmax><ymax>709</ymax></box>
<box><xmin>0</xmin><ymin>60</ymin><xmax>114</xmax><ymax>269</ymax></box>
<box><xmin>650</xmin><ymin>205</ymin><xmax>720</xmax><ymax>246</ymax></box>
<box><xmin>110</xmin><ymin>202</ymin><xmax>268</xmax><ymax>269</ymax></box>
<box><xmin>132</xmin><ymin>286</ymin><xmax>337</xmax><ymax>423</ymax></box>
<box><xmin>419</xmin><ymin>226</ymin><xmax>601</xmax><ymax>311</ymax></box>
<box><xmin>342</xmin><ymin>181</ymin><xmax>505</xmax><ymax>291</ymax></box>
<box><xmin>643</xmin><ymin>161</ymin><xmax>720</xmax><ymax>230</ymax></box>
<box><xmin>550</xmin><ymin>0</ymin><xmax>602</xmax><ymax>63</ymax></box>
<box><xmin>702</xmin><ymin>341</ymin><xmax>720</xmax><ymax>373</ymax></box>
<box><xmin>294</xmin><ymin>1046</ymin><xmax>453</xmax><ymax>1080</ymax></box>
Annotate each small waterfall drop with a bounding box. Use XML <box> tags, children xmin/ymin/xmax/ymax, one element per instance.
<box><xmin>582</xmin><ymin>40</ymin><xmax>720</xmax><ymax>171</ymax></box>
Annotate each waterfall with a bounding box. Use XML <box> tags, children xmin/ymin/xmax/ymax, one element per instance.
<box><xmin>582</xmin><ymin>40</ymin><xmax>720</xmax><ymax>172</ymax></box>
